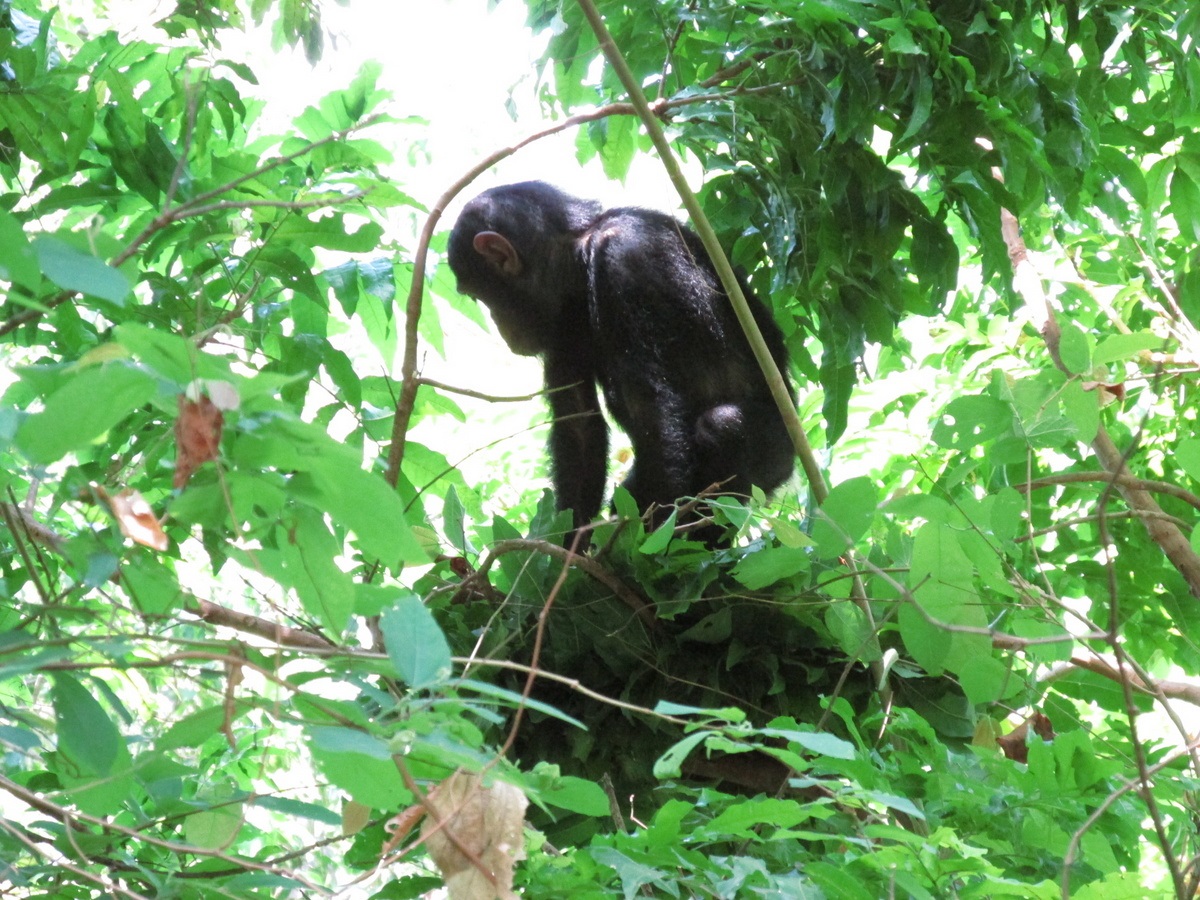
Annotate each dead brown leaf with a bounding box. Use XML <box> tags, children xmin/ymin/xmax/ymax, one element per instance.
<box><xmin>107</xmin><ymin>488</ymin><xmax>168</xmax><ymax>552</ymax></box>
<box><xmin>421</xmin><ymin>771</ymin><xmax>527</xmax><ymax>900</ymax></box>
<box><xmin>174</xmin><ymin>393</ymin><xmax>224</xmax><ymax>489</ymax></box>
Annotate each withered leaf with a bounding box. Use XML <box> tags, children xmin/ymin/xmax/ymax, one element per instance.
<box><xmin>420</xmin><ymin>771</ymin><xmax>527</xmax><ymax>900</ymax></box>
<box><xmin>174</xmin><ymin>393</ymin><xmax>224</xmax><ymax>489</ymax></box>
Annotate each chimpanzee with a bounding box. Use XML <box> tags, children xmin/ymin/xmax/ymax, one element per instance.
<box><xmin>447</xmin><ymin>181</ymin><xmax>795</xmax><ymax>544</ymax></box>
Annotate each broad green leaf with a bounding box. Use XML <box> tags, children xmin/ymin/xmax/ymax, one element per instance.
<box><xmin>761</xmin><ymin>727</ymin><xmax>856</xmax><ymax>760</ymax></box>
<box><xmin>825</xmin><ymin>600</ymin><xmax>874</xmax><ymax>660</ymax></box>
<box><xmin>1170</xmin><ymin>161</ymin><xmax>1200</xmax><ymax>241</ymax></box>
<box><xmin>1061</xmin><ymin>380</ymin><xmax>1099</xmax><ymax>443</ymax></box>
<box><xmin>116</xmin><ymin>323</ymin><xmax>222</xmax><ymax>384</ymax></box>
<box><xmin>441</xmin><ymin>485</ymin><xmax>467</xmax><ymax>549</ymax></box>
<box><xmin>958</xmin><ymin>653</ymin><xmax>1009</xmax><ymax>705</ymax></box>
<box><xmin>639</xmin><ymin>508</ymin><xmax>678</xmax><ymax>554</ymax></box>
<box><xmin>307</xmin><ymin>726</ymin><xmax>411</xmax><ymax>809</ymax></box>
<box><xmin>1093</xmin><ymin>331</ymin><xmax>1166</xmax><ymax>365</ymax></box>
<box><xmin>731</xmin><ymin>545</ymin><xmax>810</xmax><ymax>589</ymax></box>
<box><xmin>810</xmin><ymin>477</ymin><xmax>878</xmax><ymax>560</ymax></box>
<box><xmin>0</xmin><ymin>210</ymin><xmax>40</xmax><ymax>290</ymax></box>
<box><xmin>676</xmin><ymin>607</ymin><xmax>732</xmax><ymax>644</ymax></box>
<box><xmin>862</xmin><ymin>792</ymin><xmax>925</xmax><ymax>820</ymax></box>
<box><xmin>595</xmin><ymin>114</ymin><xmax>637</xmax><ymax>181</ymax></box>
<box><xmin>988</xmin><ymin>488</ymin><xmax>1025</xmax><ymax>542</ymax></box>
<box><xmin>273</xmin><ymin>215</ymin><xmax>384</xmax><ymax>252</ymax></box>
<box><xmin>283</xmin><ymin>508</ymin><xmax>355</xmax><ymax>635</ymax></box>
<box><xmin>16</xmin><ymin>362</ymin><xmax>156</xmax><ymax>463</ymax></box>
<box><xmin>252</xmin><ymin>795</ymin><xmax>343</xmax><ymax>826</ymax></box>
<box><xmin>53</xmin><ymin>674</ymin><xmax>123</xmax><ymax>774</ymax></box>
<box><xmin>52</xmin><ymin>674</ymin><xmax>135</xmax><ymax>815</ymax></box>
<box><xmin>122</xmin><ymin>557</ymin><xmax>184</xmax><ymax>615</ymax></box>
<box><xmin>184</xmin><ymin>804</ymin><xmax>243</xmax><ymax>849</ymax></box>
<box><xmin>380</xmin><ymin>593</ymin><xmax>452</xmax><ymax>686</ymax></box>
<box><xmin>269</xmin><ymin>420</ymin><xmax>427</xmax><ymax>564</ymax></box>
<box><xmin>1057</xmin><ymin>322</ymin><xmax>1091</xmax><ymax>374</ymax></box>
<box><xmin>536</xmin><ymin>775</ymin><xmax>609</xmax><ymax>816</ymax></box>
<box><xmin>1176</xmin><ymin>437</ymin><xmax>1200</xmax><ymax>483</ymax></box>
<box><xmin>704</xmin><ymin>798</ymin><xmax>810</xmax><ymax>837</ymax></box>
<box><xmin>159</xmin><ymin>704</ymin><xmax>249</xmax><ymax>750</ymax></box>
<box><xmin>652</xmin><ymin>701</ymin><xmax>745</xmax><ymax>722</ymax></box>
<box><xmin>931</xmin><ymin>395</ymin><xmax>1012</xmax><ymax>450</ymax></box>
<box><xmin>32</xmin><ymin>235</ymin><xmax>130</xmax><ymax>303</ymax></box>
<box><xmin>651</xmin><ymin>730</ymin><xmax>708</xmax><ymax>779</ymax></box>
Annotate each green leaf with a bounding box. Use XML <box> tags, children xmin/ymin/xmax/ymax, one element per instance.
<box><xmin>273</xmin><ymin>214</ymin><xmax>384</xmax><ymax>252</ymax></box>
<box><xmin>676</xmin><ymin>607</ymin><xmax>732</xmax><ymax>644</ymax></box>
<box><xmin>0</xmin><ymin>210</ymin><xmax>41</xmax><ymax>290</ymax></box>
<box><xmin>1171</xmin><ymin>159</ymin><xmax>1200</xmax><ymax>241</ymax></box>
<box><xmin>704</xmin><ymin>797</ymin><xmax>810</xmax><ymax>837</ymax></box>
<box><xmin>595</xmin><ymin>114</ymin><xmax>637</xmax><ymax>181</ymax></box>
<box><xmin>731</xmin><ymin>545</ymin><xmax>810</xmax><ymax>589</ymax></box>
<box><xmin>825</xmin><ymin>600</ymin><xmax>873</xmax><ymax>660</ymax></box>
<box><xmin>1093</xmin><ymin>331</ymin><xmax>1166</xmax><ymax>365</ymax></box>
<box><xmin>1178</xmin><ymin>438</ymin><xmax>1200</xmax><ymax>483</ymax></box>
<box><xmin>160</xmin><ymin>705</ymin><xmax>248</xmax><ymax>750</ymax></box>
<box><xmin>51</xmin><ymin>674</ymin><xmax>135</xmax><ymax>815</ymax></box>
<box><xmin>1057</xmin><ymin>322</ymin><xmax>1091</xmax><ymax>374</ymax></box>
<box><xmin>958</xmin><ymin>653</ymin><xmax>1009</xmax><ymax>704</ymax></box>
<box><xmin>380</xmin><ymin>593</ymin><xmax>452</xmax><ymax>686</ymax></box>
<box><xmin>1061</xmin><ymin>380</ymin><xmax>1099</xmax><ymax>443</ymax></box>
<box><xmin>537</xmin><ymin>775</ymin><xmax>609</xmax><ymax>816</ymax></box>
<box><xmin>267</xmin><ymin>420</ymin><xmax>428</xmax><ymax>564</ymax></box>
<box><xmin>184</xmin><ymin>804</ymin><xmax>243</xmax><ymax>849</ymax></box>
<box><xmin>989</xmin><ymin>488</ymin><xmax>1025</xmax><ymax>542</ymax></box>
<box><xmin>53</xmin><ymin>674</ymin><xmax>123</xmax><ymax>774</ymax></box>
<box><xmin>810</xmin><ymin>477</ymin><xmax>878</xmax><ymax>560</ymax></box>
<box><xmin>307</xmin><ymin>726</ymin><xmax>411</xmax><ymax>809</ymax></box>
<box><xmin>639</xmin><ymin>507</ymin><xmax>678</xmax><ymax>554</ymax></box>
<box><xmin>283</xmin><ymin>508</ymin><xmax>355</xmax><ymax>635</ymax></box>
<box><xmin>652</xmin><ymin>730</ymin><xmax>709</xmax><ymax>779</ymax></box>
<box><xmin>252</xmin><ymin>795</ymin><xmax>343</xmax><ymax>825</ymax></box>
<box><xmin>122</xmin><ymin>557</ymin><xmax>184</xmax><ymax>615</ymax></box>
<box><xmin>32</xmin><ymin>235</ymin><xmax>130</xmax><ymax>303</ymax></box>
<box><xmin>761</xmin><ymin>727</ymin><xmax>856</xmax><ymax>760</ymax></box>
<box><xmin>931</xmin><ymin>395</ymin><xmax>1012</xmax><ymax>450</ymax></box>
<box><xmin>16</xmin><ymin>362</ymin><xmax>157</xmax><ymax>463</ymax></box>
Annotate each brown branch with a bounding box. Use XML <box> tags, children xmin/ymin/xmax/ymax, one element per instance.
<box><xmin>415</xmin><ymin>377</ymin><xmax>547</xmax><ymax>404</ymax></box>
<box><xmin>185</xmin><ymin>598</ymin><xmax>336</xmax><ymax>650</ymax></box>
<box><xmin>0</xmin><ymin>772</ymin><xmax>328</xmax><ymax>891</ymax></box>
<box><xmin>470</xmin><ymin>537</ymin><xmax>655</xmax><ymax>628</ymax></box>
<box><xmin>997</xmin><ymin>182</ymin><xmax>1200</xmax><ymax>599</ymax></box>
<box><xmin>1017</xmin><ymin>472</ymin><xmax>1200</xmax><ymax>514</ymax></box>
<box><xmin>1064</xmin><ymin>654</ymin><xmax>1200</xmax><ymax>707</ymax></box>
<box><xmin>1</xmin><ymin>501</ymin><xmax>337</xmax><ymax>651</ymax></box>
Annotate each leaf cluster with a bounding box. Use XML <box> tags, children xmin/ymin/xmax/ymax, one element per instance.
<box><xmin>3</xmin><ymin>1</ymin><xmax>1200</xmax><ymax>898</ymax></box>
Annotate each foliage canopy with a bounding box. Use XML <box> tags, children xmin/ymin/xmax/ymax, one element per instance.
<box><xmin>3</xmin><ymin>0</ymin><xmax>1200</xmax><ymax>897</ymax></box>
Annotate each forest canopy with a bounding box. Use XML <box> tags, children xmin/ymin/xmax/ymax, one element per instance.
<box><xmin>3</xmin><ymin>0</ymin><xmax>1200</xmax><ymax>897</ymax></box>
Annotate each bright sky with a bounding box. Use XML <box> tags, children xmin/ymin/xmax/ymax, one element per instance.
<box><xmin>222</xmin><ymin>0</ymin><xmax>688</xmax><ymax>210</ymax></box>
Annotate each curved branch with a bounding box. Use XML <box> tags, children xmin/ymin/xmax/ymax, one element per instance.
<box><xmin>470</xmin><ymin>537</ymin><xmax>655</xmax><ymax>628</ymax></box>
<box><xmin>1018</xmin><ymin>471</ymin><xmax>1200</xmax><ymax>515</ymax></box>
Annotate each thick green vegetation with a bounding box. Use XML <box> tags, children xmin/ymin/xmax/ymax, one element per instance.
<box><xmin>3</xmin><ymin>1</ymin><xmax>1200</xmax><ymax>897</ymax></box>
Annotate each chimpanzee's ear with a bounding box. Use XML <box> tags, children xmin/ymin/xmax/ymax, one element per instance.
<box><xmin>472</xmin><ymin>231</ymin><xmax>522</xmax><ymax>277</ymax></box>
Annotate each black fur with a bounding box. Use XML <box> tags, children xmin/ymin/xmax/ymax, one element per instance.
<box><xmin>448</xmin><ymin>181</ymin><xmax>794</xmax><ymax>543</ymax></box>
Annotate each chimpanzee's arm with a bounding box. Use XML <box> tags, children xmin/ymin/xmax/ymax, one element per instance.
<box><xmin>544</xmin><ymin>352</ymin><xmax>609</xmax><ymax>535</ymax></box>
